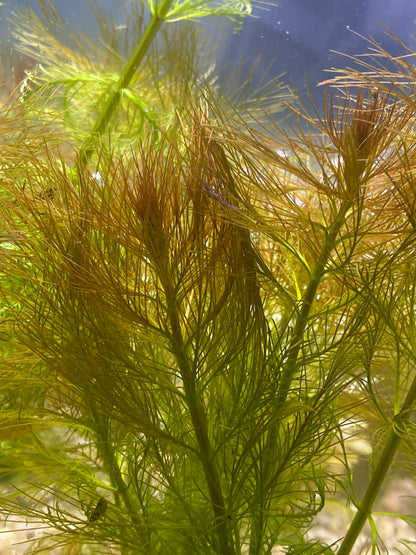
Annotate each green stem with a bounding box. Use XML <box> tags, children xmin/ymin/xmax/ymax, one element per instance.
<box><xmin>337</xmin><ymin>370</ymin><xmax>416</xmax><ymax>554</ymax></box>
<box><xmin>249</xmin><ymin>200</ymin><xmax>351</xmax><ymax>555</ymax></box>
<box><xmin>95</xmin><ymin>413</ymin><xmax>145</xmax><ymax>538</ymax></box>
<box><xmin>163</xmin><ymin>279</ymin><xmax>235</xmax><ymax>555</ymax></box>
<box><xmin>83</xmin><ymin>0</ymin><xmax>174</xmax><ymax>160</ymax></box>
<box><xmin>276</xmin><ymin>200</ymin><xmax>351</xmax><ymax>407</ymax></box>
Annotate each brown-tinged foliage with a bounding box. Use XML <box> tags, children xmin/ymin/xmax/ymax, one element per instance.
<box><xmin>1</xmin><ymin>3</ymin><xmax>416</xmax><ymax>554</ymax></box>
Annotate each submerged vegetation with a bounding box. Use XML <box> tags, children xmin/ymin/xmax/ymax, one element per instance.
<box><xmin>1</xmin><ymin>1</ymin><xmax>416</xmax><ymax>553</ymax></box>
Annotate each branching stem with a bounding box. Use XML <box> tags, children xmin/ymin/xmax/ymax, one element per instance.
<box><xmin>163</xmin><ymin>277</ymin><xmax>235</xmax><ymax>555</ymax></box>
<box><xmin>83</xmin><ymin>0</ymin><xmax>174</xmax><ymax>160</ymax></box>
<box><xmin>249</xmin><ymin>199</ymin><xmax>351</xmax><ymax>555</ymax></box>
<box><xmin>276</xmin><ymin>199</ymin><xmax>351</xmax><ymax>407</ymax></box>
<box><xmin>338</xmin><ymin>359</ymin><xmax>416</xmax><ymax>554</ymax></box>
<box><xmin>95</xmin><ymin>413</ymin><xmax>146</xmax><ymax>538</ymax></box>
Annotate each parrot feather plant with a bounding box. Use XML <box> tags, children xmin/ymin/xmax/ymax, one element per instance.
<box><xmin>1</xmin><ymin>1</ymin><xmax>416</xmax><ymax>554</ymax></box>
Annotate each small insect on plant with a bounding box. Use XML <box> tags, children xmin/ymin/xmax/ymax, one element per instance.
<box><xmin>87</xmin><ymin>497</ymin><xmax>108</xmax><ymax>523</ymax></box>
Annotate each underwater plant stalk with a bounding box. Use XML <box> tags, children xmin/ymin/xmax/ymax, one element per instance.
<box><xmin>249</xmin><ymin>199</ymin><xmax>352</xmax><ymax>555</ymax></box>
<box><xmin>337</xmin><ymin>361</ymin><xmax>416</xmax><ymax>554</ymax></box>
<box><xmin>95</xmin><ymin>414</ymin><xmax>146</xmax><ymax>539</ymax></box>
<box><xmin>275</xmin><ymin>199</ymin><xmax>352</xmax><ymax>407</ymax></box>
<box><xmin>163</xmin><ymin>276</ymin><xmax>235</xmax><ymax>554</ymax></box>
<box><xmin>83</xmin><ymin>0</ymin><xmax>174</xmax><ymax>159</ymax></box>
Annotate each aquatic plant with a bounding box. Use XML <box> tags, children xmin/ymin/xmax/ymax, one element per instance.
<box><xmin>1</xmin><ymin>2</ymin><xmax>416</xmax><ymax>554</ymax></box>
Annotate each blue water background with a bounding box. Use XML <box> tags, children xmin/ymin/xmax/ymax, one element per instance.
<box><xmin>225</xmin><ymin>0</ymin><xmax>416</xmax><ymax>105</ymax></box>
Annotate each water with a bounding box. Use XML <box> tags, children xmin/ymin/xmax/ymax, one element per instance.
<box><xmin>221</xmin><ymin>0</ymin><xmax>416</xmax><ymax>107</ymax></box>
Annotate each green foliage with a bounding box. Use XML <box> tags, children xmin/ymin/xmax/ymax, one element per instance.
<box><xmin>1</xmin><ymin>2</ymin><xmax>416</xmax><ymax>554</ymax></box>
<box><xmin>145</xmin><ymin>0</ymin><xmax>260</xmax><ymax>24</ymax></box>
